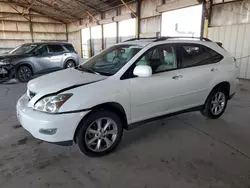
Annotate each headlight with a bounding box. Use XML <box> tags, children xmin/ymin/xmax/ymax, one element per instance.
<box><xmin>34</xmin><ymin>93</ymin><xmax>73</xmax><ymax>113</ymax></box>
<box><xmin>0</xmin><ymin>59</ymin><xmax>11</xmax><ymax>65</ymax></box>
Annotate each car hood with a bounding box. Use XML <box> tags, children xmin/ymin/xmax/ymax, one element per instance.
<box><xmin>27</xmin><ymin>68</ymin><xmax>107</xmax><ymax>94</ymax></box>
<box><xmin>0</xmin><ymin>54</ymin><xmax>29</xmax><ymax>60</ymax></box>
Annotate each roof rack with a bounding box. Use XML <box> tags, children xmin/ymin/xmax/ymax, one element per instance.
<box><xmin>124</xmin><ymin>37</ymin><xmax>158</xmax><ymax>42</ymax></box>
<box><xmin>153</xmin><ymin>36</ymin><xmax>212</xmax><ymax>42</ymax></box>
<box><xmin>123</xmin><ymin>36</ymin><xmax>212</xmax><ymax>43</ymax></box>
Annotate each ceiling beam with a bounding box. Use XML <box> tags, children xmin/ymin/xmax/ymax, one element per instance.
<box><xmin>75</xmin><ymin>0</ymin><xmax>102</xmax><ymax>13</ymax></box>
<box><xmin>20</xmin><ymin>0</ymin><xmax>69</xmax><ymax>23</ymax></box>
<box><xmin>6</xmin><ymin>2</ymin><xmax>30</xmax><ymax>21</ymax></box>
<box><xmin>0</xmin><ymin>0</ymin><xmax>68</xmax><ymax>23</ymax></box>
<box><xmin>35</xmin><ymin>0</ymin><xmax>78</xmax><ymax>19</ymax></box>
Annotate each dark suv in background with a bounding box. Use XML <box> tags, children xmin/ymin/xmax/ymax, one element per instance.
<box><xmin>0</xmin><ymin>42</ymin><xmax>79</xmax><ymax>82</ymax></box>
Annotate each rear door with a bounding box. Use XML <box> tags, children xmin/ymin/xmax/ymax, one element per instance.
<box><xmin>47</xmin><ymin>44</ymin><xmax>65</xmax><ymax>69</ymax></box>
<box><xmin>175</xmin><ymin>43</ymin><xmax>223</xmax><ymax>108</ymax></box>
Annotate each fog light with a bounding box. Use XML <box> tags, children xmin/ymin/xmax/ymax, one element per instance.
<box><xmin>39</xmin><ymin>128</ymin><xmax>57</xmax><ymax>135</ymax></box>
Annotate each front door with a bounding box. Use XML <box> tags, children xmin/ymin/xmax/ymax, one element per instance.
<box><xmin>32</xmin><ymin>45</ymin><xmax>52</xmax><ymax>74</ymax></box>
<box><xmin>128</xmin><ymin>44</ymin><xmax>186</xmax><ymax>123</ymax></box>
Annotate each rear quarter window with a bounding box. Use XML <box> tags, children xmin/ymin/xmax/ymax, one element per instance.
<box><xmin>178</xmin><ymin>44</ymin><xmax>223</xmax><ymax>68</ymax></box>
<box><xmin>64</xmin><ymin>44</ymin><xmax>76</xmax><ymax>52</ymax></box>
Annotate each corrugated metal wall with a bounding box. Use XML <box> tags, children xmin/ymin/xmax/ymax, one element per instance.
<box><xmin>208</xmin><ymin>1</ymin><xmax>250</xmax><ymax>79</ymax></box>
<box><xmin>0</xmin><ymin>3</ymin><xmax>67</xmax><ymax>54</ymax></box>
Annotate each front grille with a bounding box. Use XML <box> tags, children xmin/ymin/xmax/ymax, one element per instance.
<box><xmin>28</xmin><ymin>90</ymin><xmax>36</xmax><ymax>100</ymax></box>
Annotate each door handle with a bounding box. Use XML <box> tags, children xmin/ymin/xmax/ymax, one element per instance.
<box><xmin>211</xmin><ymin>68</ymin><xmax>218</xmax><ymax>72</ymax></box>
<box><xmin>172</xmin><ymin>75</ymin><xmax>183</xmax><ymax>80</ymax></box>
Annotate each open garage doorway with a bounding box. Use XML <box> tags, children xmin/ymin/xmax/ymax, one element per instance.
<box><xmin>90</xmin><ymin>26</ymin><xmax>102</xmax><ymax>56</ymax></box>
<box><xmin>81</xmin><ymin>28</ymin><xmax>90</xmax><ymax>60</ymax></box>
<box><xmin>104</xmin><ymin>22</ymin><xmax>117</xmax><ymax>48</ymax></box>
<box><xmin>119</xmin><ymin>18</ymin><xmax>136</xmax><ymax>42</ymax></box>
<box><xmin>161</xmin><ymin>5</ymin><xmax>203</xmax><ymax>37</ymax></box>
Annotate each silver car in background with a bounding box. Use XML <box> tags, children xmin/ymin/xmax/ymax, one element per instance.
<box><xmin>0</xmin><ymin>42</ymin><xmax>79</xmax><ymax>82</ymax></box>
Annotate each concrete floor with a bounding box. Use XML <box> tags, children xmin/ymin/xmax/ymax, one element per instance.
<box><xmin>0</xmin><ymin>80</ymin><xmax>250</xmax><ymax>188</ymax></box>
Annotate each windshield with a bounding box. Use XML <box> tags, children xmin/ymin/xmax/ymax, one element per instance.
<box><xmin>78</xmin><ymin>44</ymin><xmax>142</xmax><ymax>76</ymax></box>
<box><xmin>9</xmin><ymin>44</ymin><xmax>38</xmax><ymax>55</ymax></box>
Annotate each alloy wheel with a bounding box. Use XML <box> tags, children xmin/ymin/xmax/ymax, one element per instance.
<box><xmin>84</xmin><ymin>118</ymin><xmax>118</xmax><ymax>152</ymax></box>
<box><xmin>210</xmin><ymin>92</ymin><xmax>226</xmax><ymax>115</ymax></box>
<box><xmin>66</xmin><ymin>62</ymin><xmax>75</xmax><ymax>68</ymax></box>
<box><xmin>18</xmin><ymin>66</ymin><xmax>32</xmax><ymax>82</ymax></box>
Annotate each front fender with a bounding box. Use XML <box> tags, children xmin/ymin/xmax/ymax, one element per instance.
<box><xmin>58</xmin><ymin>79</ymin><xmax>132</xmax><ymax>123</ymax></box>
<box><xmin>14</xmin><ymin>61</ymin><xmax>34</xmax><ymax>73</ymax></box>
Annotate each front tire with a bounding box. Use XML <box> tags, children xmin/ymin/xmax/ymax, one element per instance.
<box><xmin>16</xmin><ymin>65</ymin><xmax>32</xmax><ymax>82</ymax></box>
<box><xmin>76</xmin><ymin>110</ymin><xmax>123</xmax><ymax>157</ymax></box>
<box><xmin>201</xmin><ymin>88</ymin><xmax>228</xmax><ymax>119</ymax></box>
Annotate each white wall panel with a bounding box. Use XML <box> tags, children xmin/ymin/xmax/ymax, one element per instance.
<box><xmin>68</xmin><ymin>31</ymin><xmax>81</xmax><ymax>55</ymax></box>
<box><xmin>208</xmin><ymin>24</ymin><xmax>250</xmax><ymax>79</ymax></box>
<box><xmin>32</xmin><ymin>23</ymin><xmax>66</xmax><ymax>33</ymax></box>
<box><xmin>223</xmin><ymin>25</ymin><xmax>231</xmax><ymax>51</ymax></box>
<box><xmin>235</xmin><ymin>24</ymin><xmax>245</xmax><ymax>77</ymax></box>
<box><xmin>141</xmin><ymin>16</ymin><xmax>161</xmax><ymax>34</ymax></box>
<box><xmin>229</xmin><ymin>25</ymin><xmax>238</xmax><ymax>56</ymax></box>
<box><xmin>218</xmin><ymin>26</ymin><xmax>225</xmax><ymax>43</ymax></box>
<box><xmin>141</xmin><ymin>0</ymin><xmax>161</xmax><ymax>18</ymax></box>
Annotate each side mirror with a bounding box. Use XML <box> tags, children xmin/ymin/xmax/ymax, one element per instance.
<box><xmin>133</xmin><ymin>65</ymin><xmax>152</xmax><ymax>77</ymax></box>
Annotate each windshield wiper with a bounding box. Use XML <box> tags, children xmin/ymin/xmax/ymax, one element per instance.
<box><xmin>80</xmin><ymin>67</ymin><xmax>100</xmax><ymax>75</ymax></box>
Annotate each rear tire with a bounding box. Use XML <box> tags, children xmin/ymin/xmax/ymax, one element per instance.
<box><xmin>16</xmin><ymin>65</ymin><xmax>32</xmax><ymax>82</ymax></box>
<box><xmin>76</xmin><ymin>110</ymin><xmax>123</xmax><ymax>157</ymax></box>
<box><xmin>201</xmin><ymin>88</ymin><xmax>228</xmax><ymax>119</ymax></box>
<box><xmin>65</xmin><ymin>60</ymin><xmax>76</xmax><ymax>68</ymax></box>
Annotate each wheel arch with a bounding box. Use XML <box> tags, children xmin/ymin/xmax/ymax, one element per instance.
<box><xmin>64</xmin><ymin>58</ymin><xmax>76</xmax><ymax>68</ymax></box>
<box><xmin>16</xmin><ymin>62</ymin><xmax>34</xmax><ymax>75</ymax></box>
<box><xmin>73</xmin><ymin>102</ymin><xmax>128</xmax><ymax>142</ymax></box>
<box><xmin>208</xmin><ymin>81</ymin><xmax>230</xmax><ymax>100</ymax></box>
<box><xmin>213</xmin><ymin>82</ymin><xmax>230</xmax><ymax>97</ymax></box>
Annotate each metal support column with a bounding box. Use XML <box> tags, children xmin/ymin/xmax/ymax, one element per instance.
<box><xmin>101</xmin><ymin>12</ymin><xmax>105</xmax><ymax>50</ymax></box>
<box><xmin>89</xmin><ymin>27</ymin><xmax>93</xmax><ymax>57</ymax></box>
<box><xmin>200</xmin><ymin>0</ymin><xmax>206</xmax><ymax>38</ymax></box>
<box><xmin>116</xmin><ymin>7</ymin><xmax>119</xmax><ymax>43</ymax></box>
<box><xmin>136</xmin><ymin>0</ymin><xmax>141</xmax><ymax>38</ymax></box>
<box><xmin>28</xmin><ymin>10</ymin><xmax>34</xmax><ymax>42</ymax></box>
<box><xmin>65</xmin><ymin>24</ymin><xmax>68</xmax><ymax>42</ymax></box>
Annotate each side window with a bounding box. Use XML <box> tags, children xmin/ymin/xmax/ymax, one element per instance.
<box><xmin>205</xmin><ymin>46</ymin><xmax>224</xmax><ymax>63</ymax></box>
<box><xmin>48</xmin><ymin>45</ymin><xmax>64</xmax><ymax>53</ymax></box>
<box><xmin>179</xmin><ymin>44</ymin><xmax>223</xmax><ymax>68</ymax></box>
<box><xmin>157</xmin><ymin>45</ymin><xmax>177</xmax><ymax>72</ymax></box>
<box><xmin>136</xmin><ymin>45</ymin><xmax>177</xmax><ymax>73</ymax></box>
<box><xmin>64</xmin><ymin>44</ymin><xmax>75</xmax><ymax>52</ymax></box>
<box><xmin>36</xmin><ymin>45</ymin><xmax>48</xmax><ymax>55</ymax></box>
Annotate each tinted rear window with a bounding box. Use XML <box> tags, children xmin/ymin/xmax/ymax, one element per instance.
<box><xmin>64</xmin><ymin>44</ymin><xmax>75</xmax><ymax>52</ymax></box>
<box><xmin>178</xmin><ymin>44</ymin><xmax>223</xmax><ymax>68</ymax></box>
<box><xmin>48</xmin><ymin>45</ymin><xmax>64</xmax><ymax>53</ymax></box>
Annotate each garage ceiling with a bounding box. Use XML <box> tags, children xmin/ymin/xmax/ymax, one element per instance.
<box><xmin>0</xmin><ymin>0</ymin><xmax>134</xmax><ymax>23</ymax></box>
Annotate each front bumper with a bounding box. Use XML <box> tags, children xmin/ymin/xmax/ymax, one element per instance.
<box><xmin>16</xmin><ymin>94</ymin><xmax>90</xmax><ymax>143</ymax></box>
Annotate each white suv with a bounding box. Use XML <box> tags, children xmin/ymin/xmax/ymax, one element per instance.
<box><xmin>16</xmin><ymin>37</ymin><xmax>239</xmax><ymax>157</ymax></box>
